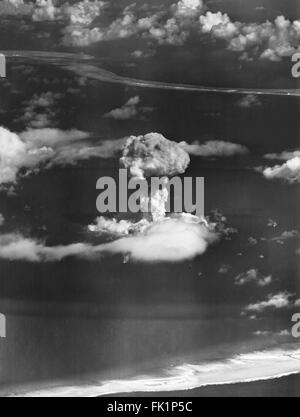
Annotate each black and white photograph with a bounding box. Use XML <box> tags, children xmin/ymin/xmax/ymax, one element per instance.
<box><xmin>0</xmin><ymin>0</ymin><xmax>299</xmax><ymax>400</ymax></box>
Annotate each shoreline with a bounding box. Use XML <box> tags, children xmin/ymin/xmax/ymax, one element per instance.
<box><xmin>99</xmin><ymin>370</ymin><xmax>300</xmax><ymax>397</ymax></box>
<box><xmin>7</xmin><ymin>347</ymin><xmax>300</xmax><ymax>397</ymax></box>
<box><xmin>2</xmin><ymin>50</ymin><xmax>300</xmax><ymax>97</ymax></box>
<box><xmin>106</xmin><ymin>373</ymin><xmax>300</xmax><ymax>397</ymax></box>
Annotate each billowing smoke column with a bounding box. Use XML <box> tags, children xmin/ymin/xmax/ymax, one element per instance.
<box><xmin>120</xmin><ymin>132</ymin><xmax>190</xmax><ymax>179</ymax></box>
<box><xmin>120</xmin><ymin>133</ymin><xmax>190</xmax><ymax>222</ymax></box>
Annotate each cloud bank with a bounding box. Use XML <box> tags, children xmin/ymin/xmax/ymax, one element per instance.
<box><xmin>59</xmin><ymin>1</ymin><xmax>300</xmax><ymax>61</ymax></box>
<box><xmin>0</xmin><ymin>215</ymin><xmax>218</xmax><ymax>263</ymax></box>
<box><xmin>3</xmin><ymin>1</ymin><xmax>299</xmax><ymax>61</ymax></box>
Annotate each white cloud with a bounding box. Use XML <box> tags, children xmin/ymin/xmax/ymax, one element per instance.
<box><xmin>0</xmin><ymin>0</ymin><xmax>106</xmax><ymax>46</ymax></box>
<box><xmin>32</xmin><ymin>0</ymin><xmax>58</xmax><ymax>21</ymax></box>
<box><xmin>19</xmin><ymin>127</ymin><xmax>90</xmax><ymax>148</ymax></box>
<box><xmin>245</xmin><ymin>292</ymin><xmax>293</xmax><ymax>312</ymax></box>
<box><xmin>88</xmin><ymin>216</ymin><xmax>150</xmax><ymax>237</ymax></box>
<box><xmin>261</xmin><ymin>156</ymin><xmax>300</xmax><ymax>183</ymax></box>
<box><xmin>32</xmin><ymin>0</ymin><xmax>105</xmax><ymax>23</ymax></box>
<box><xmin>180</xmin><ymin>140</ymin><xmax>249</xmax><ymax>157</ymax></box>
<box><xmin>0</xmin><ymin>126</ymin><xmax>126</xmax><ymax>187</ymax></box>
<box><xmin>104</xmin><ymin>96</ymin><xmax>141</xmax><ymax>120</ymax></box>
<box><xmin>2</xmin><ymin>0</ymin><xmax>300</xmax><ymax>61</ymax></box>
<box><xmin>0</xmin><ymin>214</ymin><xmax>5</xmax><ymax>227</ymax></box>
<box><xmin>59</xmin><ymin>2</ymin><xmax>300</xmax><ymax>61</ymax></box>
<box><xmin>19</xmin><ymin>91</ymin><xmax>62</xmax><ymax>128</ymax></box>
<box><xmin>0</xmin><ymin>126</ymin><xmax>27</xmax><ymax>184</ymax></box>
<box><xmin>265</xmin><ymin>150</ymin><xmax>300</xmax><ymax>161</ymax></box>
<box><xmin>0</xmin><ymin>0</ymin><xmax>32</xmax><ymax>16</ymax></box>
<box><xmin>235</xmin><ymin>269</ymin><xmax>272</xmax><ymax>287</ymax></box>
<box><xmin>173</xmin><ymin>0</ymin><xmax>205</xmax><ymax>18</ymax></box>
<box><xmin>101</xmin><ymin>216</ymin><xmax>217</xmax><ymax>262</ymax></box>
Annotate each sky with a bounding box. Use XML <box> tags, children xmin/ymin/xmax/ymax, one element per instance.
<box><xmin>0</xmin><ymin>0</ymin><xmax>299</xmax><ymax>395</ymax></box>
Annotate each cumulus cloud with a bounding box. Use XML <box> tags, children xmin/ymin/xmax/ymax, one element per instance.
<box><xmin>101</xmin><ymin>215</ymin><xmax>217</xmax><ymax>262</ymax></box>
<box><xmin>32</xmin><ymin>0</ymin><xmax>105</xmax><ymax>23</ymax></box>
<box><xmin>88</xmin><ymin>216</ymin><xmax>151</xmax><ymax>237</ymax></box>
<box><xmin>200</xmin><ymin>14</ymin><xmax>300</xmax><ymax>61</ymax></box>
<box><xmin>0</xmin><ymin>0</ymin><xmax>106</xmax><ymax>46</ymax></box>
<box><xmin>120</xmin><ymin>133</ymin><xmax>190</xmax><ymax>179</ymax></box>
<box><xmin>173</xmin><ymin>0</ymin><xmax>205</xmax><ymax>18</ymax></box>
<box><xmin>58</xmin><ymin>1</ymin><xmax>300</xmax><ymax>61</ymax></box>
<box><xmin>261</xmin><ymin>150</ymin><xmax>300</xmax><ymax>183</ymax></box>
<box><xmin>260</xmin><ymin>156</ymin><xmax>300</xmax><ymax>183</ymax></box>
<box><xmin>180</xmin><ymin>140</ymin><xmax>249</xmax><ymax>157</ymax></box>
<box><xmin>2</xmin><ymin>0</ymin><xmax>300</xmax><ymax>61</ymax></box>
<box><xmin>0</xmin><ymin>0</ymin><xmax>32</xmax><ymax>16</ymax></box>
<box><xmin>235</xmin><ymin>269</ymin><xmax>272</xmax><ymax>287</ymax></box>
<box><xmin>19</xmin><ymin>91</ymin><xmax>62</xmax><ymax>128</ymax></box>
<box><xmin>0</xmin><ymin>126</ymin><xmax>27</xmax><ymax>184</ymax></box>
<box><xmin>103</xmin><ymin>96</ymin><xmax>141</xmax><ymax>120</ymax></box>
<box><xmin>0</xmin><ymin>126</ymin><xmax>126</xmax><ymax>187</ymax></box>
<box><xmin>245</xmin><ymin>292</ymin><xmax>293</xmax><ymax>312</ymax></box>
<box><xmin>32</xmin><ymin>0</ymin><xmax>58</xmax><ymax>21</ymax></box>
